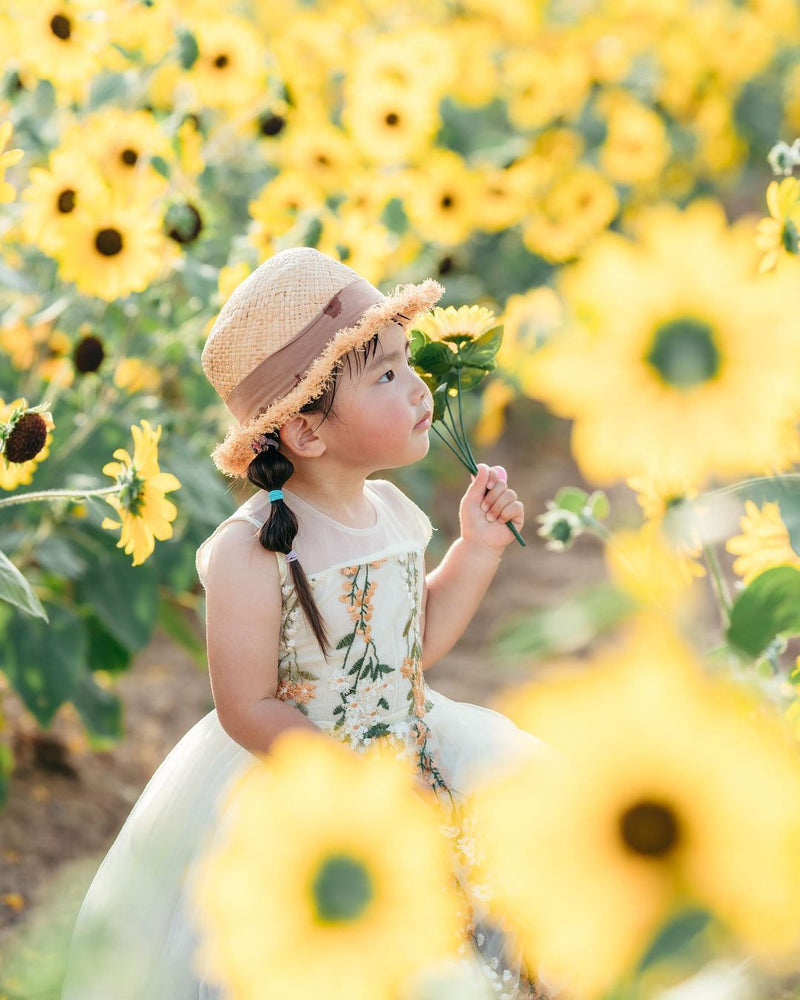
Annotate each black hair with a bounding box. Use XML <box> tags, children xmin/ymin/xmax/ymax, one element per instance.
<box><xmin>246</xmin><ymin>333</ymin><xmax>383</xmax><ymax>657</ymax></box>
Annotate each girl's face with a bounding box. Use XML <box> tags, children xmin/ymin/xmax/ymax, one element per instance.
<box><xmin>321</xmin><ymin>323</ymin><xmax>433</xmax><ymax>471</ymax></box>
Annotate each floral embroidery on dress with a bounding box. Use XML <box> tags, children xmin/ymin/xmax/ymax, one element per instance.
<box><xmin>398</xmin><ymin>551</ymin><xmax>450</xmax><ymax>794</ymax></box>
<box><xmin>275</xmin><ymin>578</ymin><xmax>318</xmax><ymax>715</ymax></box>
<box><xmin>327</xmin><ymin>560</ymin><xmax>396</xmax><ymax>744</ymax></box>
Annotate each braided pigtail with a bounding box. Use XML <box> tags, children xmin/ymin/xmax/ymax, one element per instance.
<box><xmin>247</xmin><ymin>434</ymin><xmax>330</xmax><ymax>658</ymax></box>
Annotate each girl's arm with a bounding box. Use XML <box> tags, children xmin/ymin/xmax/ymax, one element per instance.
<box><xmin>204</xmin><ymin>520</ymin><xmax>321</xmax><ymax>755</ymax></box>
<box><xmin>420</xmin><ymin>464</ymin><xmax>523</xmax><ymax>671</ymax></box>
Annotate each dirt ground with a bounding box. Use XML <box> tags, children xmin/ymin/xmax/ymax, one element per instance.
<box><xmin>0</xmin><ymin>407</ymin><xmax>675</xmax><ymax>990</ymax></box>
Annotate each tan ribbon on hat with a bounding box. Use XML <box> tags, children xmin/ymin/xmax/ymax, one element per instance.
<box><xmin>226</xmin><ymin>277</ymin><xmax>386</xmax><ymax>423</ymax></box>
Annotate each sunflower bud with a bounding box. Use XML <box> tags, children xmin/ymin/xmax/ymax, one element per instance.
<box><xmin>164</xmin><ymin>202</ymin><xmax>203</xmax><ymax>245</ymax></box>
<box><xmin>536</xmin><ymin>505</ymin><xmax>583</xmax><ymax>551</ymax></box>
<box><xmin>4</xmin><ymin>411</ymin><xmax>48</xmax><ymax>463</ymax></box>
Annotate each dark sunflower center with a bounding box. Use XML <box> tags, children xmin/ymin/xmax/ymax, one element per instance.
<box><xmin>95</xmin><ymin>228</ymin><xmax>124</xmax><ymax>257</ymax></box>
<box><xmin>4</xmin><ymin>413</ymin><xmax>48</xmax><ymax>464</ymax></box>
<box><xmin>258</xmin><ymin>112</ymin><xmax>286</xmax><ymax>137</ymax></box>
<box><xmin>782</xmin><ymin>219</ymin><xmax>800</xmax><ymax>254</ymax></box>
<box><xmin>385</xmin><ymin>111</ymin><xmax>400</xmax><ymax>126</ymax></box>
<box><xmin>619</xmin><ymin>800</ymin><xmax>680</xmax><ymax>857</ymax></box>
<box><xmin>50</xmin><ymin>13</ymin><xmax>71</xmax><ymax>40</ymax></box>
<box><xmin>120</xmin><ymin>148</ymin><xmax>139</xmax><ymax>167</ymax></box>
<box><xmin>645</xmin><ymin>317</ymin><xmax>720</xmax><ymax>388</ymax></box>
<box><xmin>73</xmin><ymin>334</ymin><xmax>105</xmax><ymax>374</ymax></box>
<box><xmin>441</xmin><ymin>194</ymin><xmax>454</xmax><ymax>209</ymax></box>
<box><xmin>316</xmin><ymin>153</ymin><xmax>330</xmax><ymax>166</ymax></box>
<box><xmin>57</xmin><ymin>188</ymin><xmax>76</xmax><ymax>213</ymax></box>
<box><xmin>214</xmin><ymin>53</ymin><xmax>229</xmax><ymax>68</ymax></box>
<box><xmin>311</xmin><ymin>854</ymin><xmax>373</xmax><ymax>923</ymax></box>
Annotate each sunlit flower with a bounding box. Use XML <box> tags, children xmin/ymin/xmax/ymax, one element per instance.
<box><xmin>341</xmin><ymin>79</ymin><xmax>440</xmax><ymax>166</ymax></box>
<box><xmin>0</xmin><ymin>398</ymin><xmax>54</xmax><ymax>490</ymax></box>
<box><xmin>524</xmin><ymin>200</ymin><xmax>800</xmax><ymax>486</ymax></box>
<box><xmin>401</xmin><ymin>150</ymin><xmax>480</xmax><ymax>248</ymax></box>
<box><xmin>101</xmin><ymin>420</ymin><xmax>180</xmax><ymax>566</ymax></box>
<box><xmin>54</xmin><ymin>190</ymin><xmax>165</xmax><ymax>301</ymax></box>
<box><xmin>0</xmin><ymin>121</ymin><xmax>24</xmax><ymax>203</ymax></box>
<box><xmin>476</xmin><ymin>614</ymin><xmax>800</xmax><ymax>999</ymax></box>
<box><xmin>191</xmin><ymin>729</ymin><xmax>465</xmax><ymax>1000</ymax></box>
<box><xmin>413</xmin><ymin>305</ymin><xmax>497</xmax><ymax>345</ymax></box>
<box><xmin>316</xmin><ymin>208</ymin><xmax>395</xmax><ymax>286</ymax></box>
<box><xmin>756</xmin><ymin>178</ymin><xmax>800</xmax><ymax>274</ymax></box>
<box><xmin>725</xmin><ymin>499</ymin><xmax>800</xmax><ymax>585</ymax></box>
<box><xmin>113</xmin><ymin>358</ymin><xmax>161</xmax><ymax>395</ymax></box>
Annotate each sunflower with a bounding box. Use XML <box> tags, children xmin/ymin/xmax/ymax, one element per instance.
<box><xmin>100</xmin><ymin>0</ymin><xmax>176</xmax><ymax>68</ymax></box>
<box><xmin>101</xmin><ymin>420</ymin><xmax>180</xmax><ymax>566</ymax></box>
<box><xmin>113</xmin><ymin>357</ymin><xmax>161</xmax><ymax>395</ymax></box>
<box><xmin>725</xmin><ymin>499</ymin><xmax>800</xmax><ymax>585</ymax></box>
<box><xmin>21</xmin><ymin>145</ymin><xmax>107</xmax><ymax>256</ymax></box>
<box><xmin>472</xmin><ymin>162</ymin><xmax>536</xmax><ymax>234</ymax></box>
<box><xmin>756</xmin><ymin>178</ymin><xmax>800</xmax><ymax>274</ymax></box>
<box><xmin>54</xmin><ymin>190</ymin><xmax>165</xmax><ymax>301</ymax></box>
<box><xmin>316</xmin><ymin>208</ymin><xmax>396</xmax><ymax>286</ymax></box>
<box><xmin>341</xmin><ymin>80</ymin><xmax>441</xmax><ymax>166</ymax></box>
<box><xmin>525</xmin><ymin>199</ymin><xmax>800</xmax><ymax>486</ymax></box>
<box><xmin>0</xmin><ymin>398</ymin><xmax>54</xmax><ymax>491</ymax></box>
<box><xmin>475</xmin><ymin>614</ymin><xmax>800</xmax><ymax>998</ymax></box>
<box><xmin>522</xmin><ymin>165</ymin><xmax>619</xmax><ymax>262</ymax></box>
<box><xmin>191</xmin><ymin>729</ymin><xmax>465</xmax><ymax>1000</ymax></box>
<box><xmin>183</xmin><ymin>15</ymin><xmax>269</xmax><ymax>112</ymax></box>
<box><xmin>247</xmin><ymin>171</ymin><xmax>326</xmax><ymax>256</ymax></box>
<box><xmin>271</xmin><ymin>113</ymin><xmax>360</xmax><ymax>196</ymax></box>
<box><xmin>598</xmin><ymin>91</ymin><xmax>671</xmax><ymax>186</ymax></box>
<box><xmin>496</xmin><ymin>287</ymin><xmax>562</xmax><ymax>385</ymax></box>
<box><xmin>504</xmin><ymin>43</ymin><xmax>590</xmax><ymax>130</ymax></box>
<box><xmin>10</xmin><ymin>0</ymin><xmax>106</xmax><ymax>104</ymax></box>
<box><xmin>604</xmin><ymin>520</ymin><xmax>705</xmax><ymax>615</ymax></box>
<box><xmin>0</xmin><ymin>121</ymin><xmax>24</xmax><ymax>203</ymax></box>
<box><xmin>62</xmin><ymin>108</ymin><xmax>172</xmax><ymax>201</ymax></box>
<box><xmin>401</xmin><ymin>150</ymin><xmax>480</xmax><ymax>247</ymax></box>
<box><xmin>413</xmin><ymin>305</ymin><xmax>497</xmax><ymax>344</ymax></box>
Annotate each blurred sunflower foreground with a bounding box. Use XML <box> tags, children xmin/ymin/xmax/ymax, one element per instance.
<box><xmin>480</xmin><ymin>614</ymin><xmax>800</xmax><ymax>999</ymax></box>
<box><xmin>191</xmin><ymin>729</ymin><xmax>473</xmax><ymax>1000</ymax></box>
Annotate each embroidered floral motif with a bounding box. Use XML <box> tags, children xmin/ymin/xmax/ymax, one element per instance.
<box><xmin>276</xmin><ymin>579</ymin><xmax>318</xmax><ymax>715</ymax></box>
<box><xmin>328</xmin><ymin>560</ymin><xmax>396</xmax><ymax>745</ymax></box>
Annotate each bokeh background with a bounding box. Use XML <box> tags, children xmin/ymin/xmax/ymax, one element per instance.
<box><xmin>4</xmin><ymin>0</ymin><xmax>800</xmax><ymax>997</ymax></box>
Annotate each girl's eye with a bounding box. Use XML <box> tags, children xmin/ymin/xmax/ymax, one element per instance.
<box><xmin>378</xmin><ymin>369</ymin><xmax>395</xmax><ymax>383</ymax></box>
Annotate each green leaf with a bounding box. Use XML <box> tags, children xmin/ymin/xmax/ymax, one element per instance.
<box><xmin>587</xmin><ymin>490</ymin><xmax>610</xmax><ymax>520</ymax></box>
<box><xmin>34</xmin><ymin>536</ymin><xmax>88</xmax><ymax>580</ymax></box>
<box><xmin>150</xmin><ymin>154</ymin><xmax>170</xmax><ymax>179</ymax></box>
<box><xmin>336</xmin><ymin>633</ymin><xmax>354</xmax><ymax>650</ymax></box>
<box><xmin>727</xmin><ymin>565</ymin><xmax>800</xmax><ymax>658</ymax></box>
<box><xmin>413</xmin><ymin>341</ymin><xmax>458</xmax><ymax>379</ymax></box>
<box><xmin>3</xmin><ymin>603</ymin><xmax>86</xmax><ymax>725</ymax></box>
<box><xmin>0</xmin><ymin>549</ymin><xmax>48</xmax><ymax>620</ymax></box>
<box><xmin>636</xmin><ymin>908</ymin><xmax>711</xmax><ymax>973</ymax></box>
<box><xmin>457</xmin><ymin>324</ymin><xmax>504</xmax><ymax>367</ymax></box>
<box><xmin>493</xmin><ymin>584</ymin><xmax>635</xmax><ymax>659</ymax></box>
<box><xmin>0</xmin><ymin>741</ymin><xmax>13</xmax><ymax>809</ymax></box>
<box><xmin>76</xmin><ymin>554</ymin><xmax>159</xmax><ymax>653</ymax></box>
<box><xmin>554</xmin><ymin>487</ymin><xmax>588</xmax><ymax>515</ymax></box>
<box><xmin>86</xmin><ymin>615</ymin><xmax>132</xmax><ymax>675</ymax></box>
<box><xmin>177</xmin><ymin>28</ymin><xmax>199</xmax><ymax>70</ymax></box>
<box><xmin>158</xmin><ymin>599</ymin><xmax>206</xmax><ymax>668</ymax></box>
<box><xmin>71</xmin><ymin>673</ymin><xmax>123</xmax><ymax>748</ymax></box>
<box><xmin>432</xmin><ymin>384</ymin><xmax>450</xmax><ymax>422</ymax></box>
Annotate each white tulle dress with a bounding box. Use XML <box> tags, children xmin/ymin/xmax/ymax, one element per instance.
<box><xmin>61</xmin><ymin>479</ymin><xmax>554</xmax><ymax>1000</ymax></box>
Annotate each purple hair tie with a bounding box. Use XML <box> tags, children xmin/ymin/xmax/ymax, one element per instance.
<box><xmin>285</xmin><ymin>550</ymin><xmax>298</xmax><ymax>563</ymax></box>
<box><xmin>251</xmin><ymin>433</ymin><xmax>279</xmax><ymax>456</ymax></box>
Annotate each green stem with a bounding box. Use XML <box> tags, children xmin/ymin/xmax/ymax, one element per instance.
<box><xmin>431</xmin><ymin>425</ymin><xmax>475</xmax><ymax>469</ymax></box>
<box><xmin>454</xmin><ymin>362</ymin><xmax>477</xmax><ymax>469</ymax></box>
<box><xmin>437</xmin><ymin>407</ymin><xmax>477</xmax><ymax>470</ymax></box>
<box><xmin>702</xmin><ymin>543</ymin><xmax>732</xmax><ymax>627</ymax></box>
<box><xmin>0</xmin><ymin>484</ymin><xmax>120</xmax><ymax>509</ymax></box>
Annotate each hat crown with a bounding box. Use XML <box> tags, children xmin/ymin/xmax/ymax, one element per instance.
<box><xmin>202</xmin><ymin>247</ymin><xmax>365</xmax><ymax>401</ymax></box>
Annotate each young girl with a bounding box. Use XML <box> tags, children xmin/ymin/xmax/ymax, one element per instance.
<box><xmin>61</xmin><ymin>247</ymin><xmax>554</xmax><ymax>1000</ymax></box>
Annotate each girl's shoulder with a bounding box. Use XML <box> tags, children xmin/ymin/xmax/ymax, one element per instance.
<box><xmin>366</xmin><ymin>478</ymin><xmax>436</xmax><ymax>547</ymax></box>
<box><xmin>195</xmin><ymin>506</ymin><xmax>284</xmax><ymax>592</ymax></box>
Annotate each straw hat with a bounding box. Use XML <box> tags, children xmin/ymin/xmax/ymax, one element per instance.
<box><xmin>202</xmin><ymin>247</ymin><xmax>445</xmax><ymax>478</ymax></box>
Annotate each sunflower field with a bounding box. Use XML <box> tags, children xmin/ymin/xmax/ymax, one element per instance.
<box><xmin>5</xmin><ymin>0</ymin><xmax>800</xmax><ymax>996</ymax></box>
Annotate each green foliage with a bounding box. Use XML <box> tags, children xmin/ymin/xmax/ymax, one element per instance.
<box><xmin>726</xmin><ymin>565</ymin><xmax>800</xmax><ymax>658</ymax></box>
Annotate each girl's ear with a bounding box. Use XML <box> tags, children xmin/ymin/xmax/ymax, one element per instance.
<box><xmin>279</xmin><ymin>415</ymin><xmax>327</xmax><ymax>458</ymax></box>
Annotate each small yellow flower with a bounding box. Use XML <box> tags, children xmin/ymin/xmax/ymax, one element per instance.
<box><xmin>0</xmin><ymin>120</ymin><xmax>24</xmax><ymax>203</ymax></box>
<box><xmin>756</xmin><ymin>178</ymin><xmax>800</xmax><ymax>274</ymax></box>
<box><xmin>101</xmin><ymin>420</ymin><xmax>180</xmax><ymax>566</ymax></box>
<box><xmin>412</xmin><ymin>304</ymin><xmax>497</xmax><ymax>344</ymax></box>
<box><xmin>725</xmin><ymin>499</ymin><xmax>800</xmax><ymax>585</ymax></box>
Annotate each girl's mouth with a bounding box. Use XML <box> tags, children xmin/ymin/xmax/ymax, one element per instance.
<box><xmin>414</xmin><ymin>413</ymin><xmax>432</xmax><ymax>430</ymax></box>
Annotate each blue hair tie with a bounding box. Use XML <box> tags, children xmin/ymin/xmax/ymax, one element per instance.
<box><xmin>285</xmin><ymin>550</ymin><xmax>298</xmax><ymax>563</ymax></box>
<box><xmin>268</xmin><ymin>489</ymin><xmax>284</xmax><ymax>503</ymax></box>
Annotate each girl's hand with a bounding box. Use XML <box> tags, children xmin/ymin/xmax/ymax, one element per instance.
<box><xmin>459</xmin><ymin>463</ymin><xmax>524</xmax><ymax>553</ymax></box>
